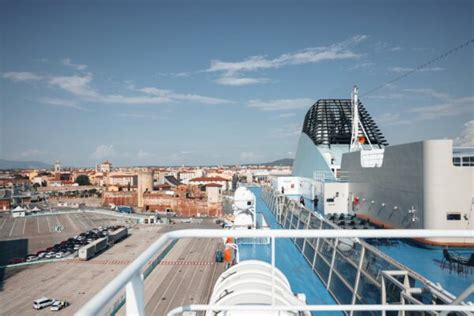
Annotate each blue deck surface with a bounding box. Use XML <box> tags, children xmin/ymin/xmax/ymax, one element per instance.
<box><xmin>283</xmin><ymin>193</ymin><xmax>474</xmax><ymax>302</ymax></box>
<box><xmin>377</xmin><ymin>242</ymin><xmax>474</xmax><ymax>301</ymax></box>
<box><xmin>238</xmin><ymin>187</ymin><xmax>341</xmax><ymax>316</ymax></box>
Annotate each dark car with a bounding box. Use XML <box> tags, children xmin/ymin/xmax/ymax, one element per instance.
<box><xmin>9</xmin><ymin>257</ymin><xmax>25</xmax><ymax>264</ymax></box>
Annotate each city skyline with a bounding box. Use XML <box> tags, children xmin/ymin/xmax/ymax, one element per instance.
<box><xmin>1</xmin><ymin>0</ymin><xmax>473</xmax><ymax>166</ymax></box>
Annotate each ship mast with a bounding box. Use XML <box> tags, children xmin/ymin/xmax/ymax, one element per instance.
<box><xmin>350</xmin><ymin>85</ymin><xmax>373</xmax><ymax>152</ymax></box>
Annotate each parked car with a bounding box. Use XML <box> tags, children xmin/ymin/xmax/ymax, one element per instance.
<box><xmin>26</xmin><ymin>255</ymin><xmax>38</xmax><ymax>262</ymax></box>
<box><xmin>55</xmin><ymin>252</ymin><xmax>64</xmax><ymax>259</ymax></box>
<box><xmin>9</xmin><ymin>257</ymin><xmax>25</xmax><ymax>264</ymax></box>
<box><xmin>33</xmin><ymin>297</ymin><xmax>53</xmax><ymax>310</ymax></box>
<box><xmin>50</xmin><ymin>300</ymin><xmax>70</xmax><ymax>311</ymax></box>
<box><xmin>45</xmin><ymin>252</ymin><xmax>55</xmax><ymax>259</ymax></box>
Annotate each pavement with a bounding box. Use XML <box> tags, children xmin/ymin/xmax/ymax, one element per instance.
<box><xmin>0</xmin><ymin>220</ymin><xmax>224</xmax><ymax>316</ymax></box>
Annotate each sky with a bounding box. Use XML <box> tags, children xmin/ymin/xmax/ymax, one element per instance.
<box><xmin>0</xmin><ymin>0</ymin><xmax>473</xmax><ymax>167</ymax></box>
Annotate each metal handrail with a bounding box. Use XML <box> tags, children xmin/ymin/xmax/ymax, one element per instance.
<box><xmin>166</xmin><ymin>304</ymin><xmax>474</xmax><ymax>315</ymax></box>
<box><xmin>75</xmin><ymin>229</ymin><xmax>474</xmax><ymax>316</ymax></box>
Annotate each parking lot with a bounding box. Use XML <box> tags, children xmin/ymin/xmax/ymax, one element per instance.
<box><xmin>0</xmin><ymin>220</ymin><xmax>224</xmax><ymax>315</ymax></box>
<box><xmin>0</xmin><ymin>212</ymin><xmax>128</xmax><ymax>256</ymax></box>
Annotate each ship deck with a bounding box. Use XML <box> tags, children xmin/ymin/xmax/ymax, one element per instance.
<box><xmin>239</xmin><ymin>188</ymin><xmax>341</xmax><ymax>316</ymax></box>
<box><xmin>274</xmin><ymin>191</ymin><xmax>474</xmax><ymax>303</ymax></box>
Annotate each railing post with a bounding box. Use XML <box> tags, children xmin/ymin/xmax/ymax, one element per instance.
<box><xmin>126</xmin><ymin>272</ymin><xmax>145</xmax><ymax>316</ymax></box>
<box><xmin>271</xmin><ymin>236</ymin><xmax>276</xmax><ymax>306</ymax></box>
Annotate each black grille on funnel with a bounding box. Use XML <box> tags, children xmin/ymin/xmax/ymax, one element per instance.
<box><xmin>302</xmin><ymin>99</ymin><xmax>388</xmax><ymax>147</ymax></box>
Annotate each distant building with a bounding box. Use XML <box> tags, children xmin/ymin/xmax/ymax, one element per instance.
<box><xmin>107</xmin><ymin>173</ymin><xmax>137</xmax><ymax>187</ymax></box>
<box><xmin>54</xmin><ymin>160</ymin><xmax>61</xmax><ymax>173</ymax></box>
<box><xmin>189</xmin><ymin>176</ymin><xmax>230</xmax><ymax>191</ymax></box>
<box><xmin>205</xmin><ymin>183</ymin><xmax>222</xmax><ymax>203</ymax></box>
<box><xmin>0</xmin><ymin>189</ymin><xmax>12</xmax><ymax>211</ymax></box>
<box><xmin>99</xmin><ymin>160</ymin><xmax>112</xmax><ymax>173</ymax></box>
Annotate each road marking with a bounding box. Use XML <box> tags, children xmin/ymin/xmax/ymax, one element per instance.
<box><xmin>61</xmin><ymin>259</ymin><xmax>132</xmax><ymax>265</ymax></box>
<box><xmin>9</xmin><ymin>218</ymin><xmax>17</xmax><ymax>237</ymax></box>
<box><xmin>74</xmin><ymin>213</ymin><xmax>89</xmax><ymax>230</ymax></box>
<box><xmin>21</xmin><ymin>218</ymin><xmax>27</xmax><ymax>235</ymax></box>
<box><xmin>150</xmin><ymin>239</ymin><xmax>195</xmax><ymax>315</ymax></box>
<box><xmin>53</xmin><ymin>214</ymin><xmax>61</xmax><ymax>228</ymax></box>
<box><xmin>0</xmin><ymin>217</ymin><xmax>8</xmax><ymax>231</ymax></box>
<box><xmin>65</xmin><ymin>213</ymin><xmax>80</xmax><ymax>231</ymax></box>
<box><xmin>159</xmin><ymin>261</ymin><xmax>216</xmax><ymax>265</ymax></box>
<box><xmin>45</xmin><ymin>216</ymin><xmax>52</xmax><ymax>232</ymax></box>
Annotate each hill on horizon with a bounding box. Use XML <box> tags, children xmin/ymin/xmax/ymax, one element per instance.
<box><xmin>252</xmin><ymin>158</ymin><xmax>294</xmax><ymax>166</ymax></box>
<box><xmin>0</xmin><ymin>159</ymin><xmax>52</xmax><ymax>170</ymax></box>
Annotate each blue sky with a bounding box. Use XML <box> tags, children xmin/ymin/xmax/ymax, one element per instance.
<box><xmin>1</xmin><ymin>0</ymin><xmax>473</xmax><ymax>167</ymax></box>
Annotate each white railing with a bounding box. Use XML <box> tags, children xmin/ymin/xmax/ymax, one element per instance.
<box><xmin>75</xmin><ymin>229</ymin><xmax>474</xmax><ymax>316</ymax></box>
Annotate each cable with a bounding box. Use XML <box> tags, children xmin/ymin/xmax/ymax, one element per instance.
<box><xmin>361</xmin><ymin>38</ymin><xmax>474</xmax><ymax>97</ymax></box>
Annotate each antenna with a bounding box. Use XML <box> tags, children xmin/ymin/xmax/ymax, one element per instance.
<box><xmin>350</xmin><ymin>85</ymin><xmax>373</xmax><ymax>152</ymax></box>
<box><xmin>350</xmin><ymin>86</ymin><xmax>361</xmax><ymax>152</ymax></box>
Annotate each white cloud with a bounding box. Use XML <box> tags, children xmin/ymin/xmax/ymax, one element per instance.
<box><xmin>454</xmin><ymin>120</ymin><xmax>474</xmax><ymax>147</ymax></box>
<box><xmin>403</xmin><ymin>88</ymin><xmax>449</xmax><ymax>100</ymax></box>
<box><xmin>117</xmin><ymin>113</ymin><xmax>167</xmax><ymax>120</ymax></box>
<box><xmin>91</xmin><ymin>145</ymin><xmax>116</xmax><ymax>160</ymax></box>
<box><xmin>38</xmin><ymin>97</ymin><xmax>86</xmax><ymax>111</ymax></box>
<box><xmin>157</xmin><ymin>71</ymin><xmax>191</xmax><ymax>78</ymax></box>
<box><xmin>208</xmin><ymin>35</ymin><xmax>367</xmax><ymax>85</ymax></box>
<box><xmin>215</xmin><ymin>76</ymin><xmax>270</xmax><ymax>86</ymax></box>
<box><xmin>47</xmin><ymin>73</ymin><xmax>231</xmax><ymax>105</ymax></box>
<box><xmin>349</xmin><ymin>62</ymin><xmax>375</xmax><ymax>70</ymax></box>
<box><xmin>375</xmin><ymin>113</ymin><xmax>410</xmax><ymax>126</ymax></box>
<box><xmin>49</xmin><ymin>74</ymin><xmax>97</xmax><ymax>98</ymax></box>
<box><xmin>138</xmin><ymin>87</ymin><xmax>230</xmax><ymax>105</ymax></box>
<box><xmin>367</xmin><ymin>93</ymin><xmax>405</xmax><ymax>100</ymax></box>
<box><xmin>409</xmin><ymin>96</ymin><xmax>474</xmax><ymax>120</ymax></box>
<box><xmin>61</xmin><ymin>58</ymin><xmax>87</xmax><ymax>71</ymax></box>
<box><xmin>389</xmin><ymin>66</ymin><xmax>444</xmax><ymax>73</ymax></box>
<box><xmin>248</xmin><ymin>98</ymin><xmax>313</xmax><ymax>111</ymax></box>
<box><xmin>2</xmin><ymin>72</ymin><xmax>42</xmax><ymax>82</ymax></box>
<box><xmin>276</xmin><ymin>113</ymin><xmax>296</xmax><ymax>118</ymax></box>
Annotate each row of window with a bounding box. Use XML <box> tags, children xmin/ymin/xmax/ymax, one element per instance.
<box><xmin>453</xmin><ymin>156</ymin><xmax>474</xmax><ymax>166</ymax></box>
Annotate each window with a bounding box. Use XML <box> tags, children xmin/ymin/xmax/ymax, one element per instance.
<box><xmin>326</xmin><ymin>198</ymin><xmax>335</xmax><ymax>203</ymax></box>
<box><xmin>453</xmin><ymin>157</ymin><xmax>461</xmax><ymax>166</ymax></box>
<box><xmin>447</xmin><ymin>213</ymin><xmax>461</xmax><ymax>221</ymax></box>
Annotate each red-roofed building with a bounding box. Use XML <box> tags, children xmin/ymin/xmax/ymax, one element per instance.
<box><xmin>189</xmin><ymin>176</ymin><xmax>229</xmax><ymax>191</ymax></box>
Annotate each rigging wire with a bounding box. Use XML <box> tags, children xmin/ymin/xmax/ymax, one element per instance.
<box><xmin>361</xmin><ymin>38</ymin><xmax>474</xmax><ymax>97</ymax></box>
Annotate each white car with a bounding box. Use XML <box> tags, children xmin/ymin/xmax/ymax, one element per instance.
<box><xmin>45</xmin><ymin>252</ymin><xmax>55</xmax><ymax>259</ymax></box>
<box><xmin>50</xmin><ymin>300</ymin><xmax>70</xmax><ymax>311</ymax></box>
<box><xmin>55</xmin><ymin>252</ymin><xmax>64</xmax><ymax>259</ymax></box>
<box><xmin>33</xmin><ymin>297</ymin><xmax>53</xmax><ymax>310</ymax></box>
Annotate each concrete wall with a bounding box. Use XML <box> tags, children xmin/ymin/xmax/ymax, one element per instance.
<box><xmin>341</xmin><ymin>139</ymin><xmax>473</xmax><ymax>246</ymax></box>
